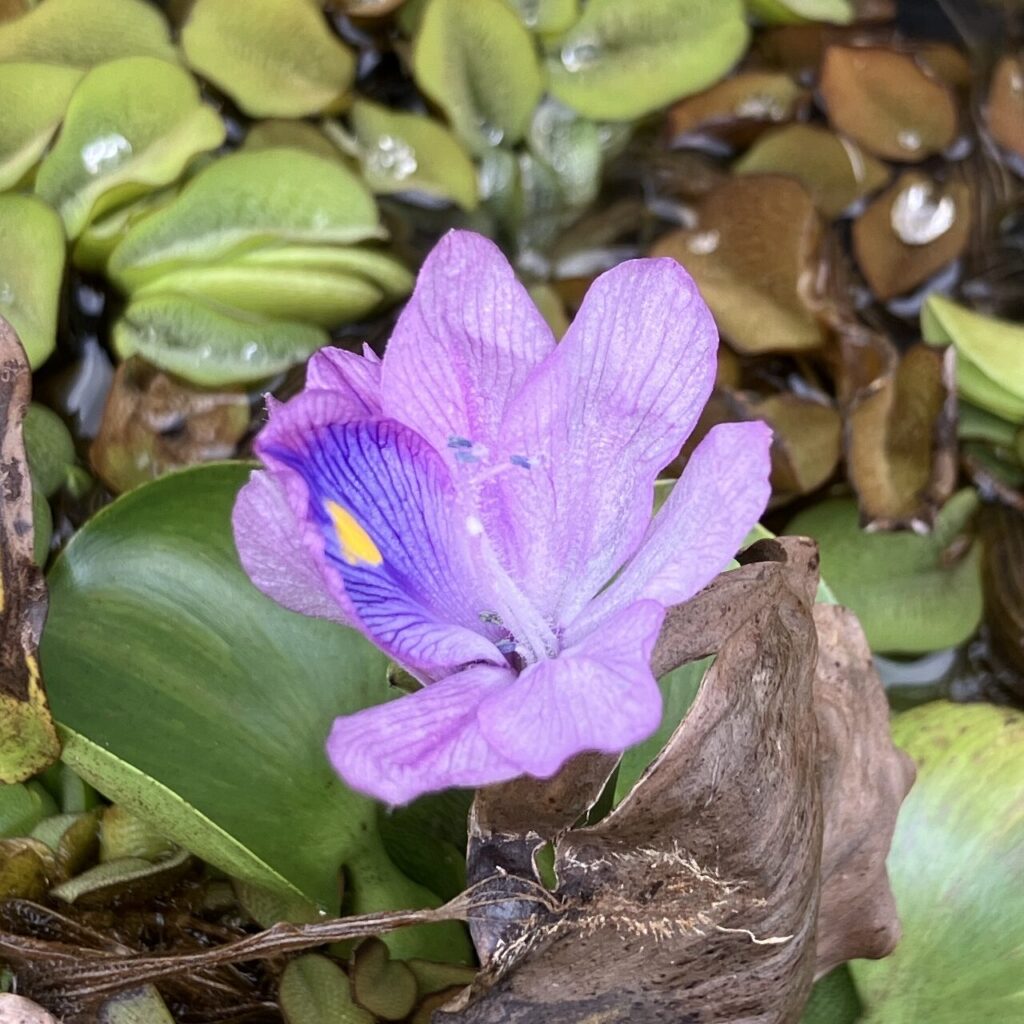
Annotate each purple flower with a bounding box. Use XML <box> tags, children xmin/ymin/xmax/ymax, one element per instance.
<box><xmin>233</xmin><ymin>231</ymin><xmax>771</xmax><ymax>805</ymax></box>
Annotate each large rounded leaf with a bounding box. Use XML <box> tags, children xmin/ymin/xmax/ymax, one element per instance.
<box><xmin>107</xmin><ymin>148</ymin><xmax>383</xmax><ymax>290</ymax></box>
<box><xmin>412</xmin><ymin>0</ymin><xmax>543</xmax><ymax>153</ymax></box>
<box><xmin>546</xmin><ymin>0</ymin><xmax>749</xmax><ymax>121</ymax></box>
<box><xmin>112</xmin><ymin>294</ymin><xmax>328</xmax><ymax>387</ymax></box>
<box><xmin>34</xmin><ymin>57</ymin><xmax>225</xmax><ymax>239</ymax></box>
<box><xmin>41</xmin><ymin>464</ymin><xmax>394</xmax><ymax>911</ymax></box>
<box><xmin>851</xmin><ymin>702</ymin><xmax>1024</xmax><ymax>1022</ymax></box>
<box><xmin>0</xmin><ymin>195</ymin><xmax>65</xmax><ymax>369</ymax></box>
<box><xmin>0</xmin><ymin>0</ymin><xmax>176</xmax><ymax>67</ymax></box>
<box><xmin>181</xmin><ymin>0</ymin><xmax>355</xmax><ymax>118</ymax></box>
<box><xmin>0</xmin><ymin>63</ymin><xmax>83</xmax><ymax>193</ymax></box>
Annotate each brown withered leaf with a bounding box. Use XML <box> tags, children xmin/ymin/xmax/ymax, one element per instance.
<box><xmin>820</xmin><ymin>45</ymin><xmax>958</xmax><ymax>162</ymax></box>
<box><xmin>839</xmin><ymin>329</ymin><xmax>957</xmax><ymax>527</ymax></box>
<box><xmin>811</xmin><ymin>604</ymin><xmax>914</xmax><ymax>977</ymax></box>
<box><xmin>651</xmin><ymin>175</ymin><xmax>826</xmax><ymax>355</ymax></box>
<box><xmin>449</xmin><ymin>539</ymin><xmax>910</xmax><ymax>1023</ymax></box>
<box><xmin>985</xmin><ymin>54</ymin><xmax>1024</xmax><ymax>161</ymax></box>
<box><xmin>0</xmin><ymin>317</ymin><xmax>59</xmax><ymax>783</ymax></box>
<box><xmin>666</xmin><ymin>71</ymin><xmax>808</xmax><ymax>149</ymax></box>
<box><xmin>853</xmin><ymin>172</ymin><xmax>972</xmax><ymax>300</ymax></box>
<box><xmin>90</xmin><ymin>358</ymin><xmax>250</xmax><ymax>494</ymax></box>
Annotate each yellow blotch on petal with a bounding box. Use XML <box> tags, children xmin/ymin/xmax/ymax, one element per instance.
<box><xmin>325</xmin><ymin>500</ymin><xmax>383</xmax><ymax>567</ymax></box>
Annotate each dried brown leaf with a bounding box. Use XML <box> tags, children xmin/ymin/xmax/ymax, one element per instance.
<box><xmin>840</xmin><ymin>330</ymin><xmax>958</xmax><ymax>526</ymax></box>
<box><xmin>651</xmin><ymin>176</ymin><xmax>826</xmax><ymax>355</ymax></box>
<box><xmin>820</xmin><ymin>45</ymin><xmax>958</xmax><ymax>161</ymax></box>
<box><xmin>985</xmin><ymin>53</ymin><xmax>1024</xmax><ymax>161</ymax></box>
<box><xmin>0</xmin><ymin>316</ymin><xmax>59</xmax><ymax>783</ymax></box>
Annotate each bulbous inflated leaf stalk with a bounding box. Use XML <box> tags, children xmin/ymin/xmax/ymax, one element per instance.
<box><xmin>233</xmin><ymin>229</ymin><xmax>773</xmax><ymax>805</ymax></box>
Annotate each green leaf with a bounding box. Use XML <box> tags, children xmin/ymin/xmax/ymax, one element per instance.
<box><xmin>786</xmin><ymin>491</ymin><xmax>983</xmax><ymax>654</ymax></box>
<box><xmin>0</xmin><ymin>0</ymin><xmax>177</xmax><ymax>67</ymax></box>
<box><xmin>800</xmin><ymin>965</ymin><xmax>861</xmax><ymax>1023</ymax></box>
<box><xmin>545</xmin><ymin>0</ymin><xmax>750</xmax><ymax>121</ymax></box>
<box><xmin>501</xmin><ymin>0</ymin><xmax>579</xmax><ymax>33</ymax></box>
<box><xmin>23</xmin><ymin>404</ymin><xmax>75</xmax><ymax>500</ymax></box>
<box><xmin>41</xmin><ymin>464</ymin><xmax>397</xmax><ymax>911</ymax></box>
<box><xmin>181</xmin><ymin>0</ymin><xmax>355</xmax><ymax>118</ymax></box>
<box><xmin>0</xmin><ymin>782</ymin><xmax>54</xmax><ymax>839</ymax></box>
<box><xmin>851</xmin><ymin>702</ymin><xmax>1024</xmax><ymax>1023</ymax></box>
<box><xmin>747</xmin><ymin>0</ymin><xmax>853</xmax><ymax>25</ymax></box>
<box><xmin>34</xmin><ymin>57</ymin><xmax>226</xmax><ymax>239</ymax></box>
<box><xmin>107</xmin><ymin>148</ymin><xmax>384</xmax><ymax>291</ymax></box>
<box><xmin>412</xmin><ymin>0</ymin><xmax>544</xmax><ymax>154</ymax></box>
<box><xmin>350</xmin><ymin>100</ymin><xmax>479</xmax><ymax>210</ymax></box>
<box><xmin>923</xmin><ymin>294</ymin><xmax>1024</xmax><ymax>425</ymax></box>
<box><xmin>0</xmin><ymin>63</ymin><xmax>83</xmax><ymax>192</ymax></box>
<box><xmin>71</xmin><ymin>188</ymin><xmax>177</xmax><ymax>275</ymax></box>
<box><xmin>527</xmin><ymin>99</ymin><xmax>603</xmax><ymax>209</ymax></box>
<box><xmin>0</xmin><ymin>194</ymin><xmax>65</xmax><ymax>369</ymax></box>
<box><xmin>112</xmin><ymin>294</ymin><xmax>328</xmax><ymax>387</ymax></box>
<box><xmin>98</xmin><ymin>985</ymin><xmax>176</xmax><ymax>1024</ymax></box>
<box><xmin>279</xmin><ymin>954</ymin><xmax>375</xmax><ymax>1024</ymax></box>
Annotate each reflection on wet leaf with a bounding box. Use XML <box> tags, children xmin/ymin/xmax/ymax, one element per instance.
<box><xmin>788</xmin><ymin>490</ymin><xmax>983</xmax><ymax>653</ymax></box>
<box><xmin>0</xmin><ymin>63</ymin><xmax>82</xmax><ymax>192</ymax></box>
<box><xmin>107</xmin><ymin>148</ymin><xmax>383</xmax><ymax>291</ymax></box>
<box><xmin>986</xmin><ymin>53</ymin><xmax>1024</xmax><ymax>162</ymax></box>
<box><xmin>923</xmin><ymin>294</ymin><xmax>1024</xmax><ymax>424</ymax></box>
<box><xmin>0</xmin><ymin>319</ymin><xmax>60</xmax><ymax>782</ymax></box>
<box><xmin>90</xmin><ymin>358</ymin><xmax>250</xmax><ymax>493</ymax></box>
<box><xmin>735</xmin><ymin>123</ymin><xmax>889</xmax><ymax>218</ymax></box>
<box><xmin>34</xmin><ymin>57</ymin><xmax>225</xmax><ymax>239</ymax></box>
<box><xmin>841</xmin><ymin>335</ymin><xmax>957</xmax><ymax>526</ymax></box>
<box><xmin>851</xmin><ymin>702</ymin><xmax>1024</xmax><ymax>1023</ymax></box>
<box><xmin>412</xmin><ymin>0</ymin><xmax>542</xmax><ymax>153</ymax></box>
<box><xmin>0</xmin><ymin>0</ymin><xmax>176</xmax><ymax>67</ymax></box>
<box><xmin>545</xmin><ymin>0</ymin><xmax>750</xmax><ymax>121</ymax></box>
<box><xmin>112</xmin><ymin>294</ymin><xmax>328</xmax><ymax>388</ymax></box>
<box><xmin>853</xmin><ymin>172</ymin><xmax>970</xmax><ymax>299</ymax></box>
<box><xmin>666</xmin><ymin>70</ymin><xmax>807</xmax><ymax>147</ymax></box>
<box><xmin>651</xmin><ymin>174</ymin><xmax>826</xmax><ymax>353</ymax></box>
<box><xmin>352</xmin><ymin>99</ymin><xmax>479</xmax><ymax>210</ymax></box>
<box><xmin>182</xmin><ymin>0</ymin><xmax>355</xmax><ymax>117</ymax></box>
<box><xmin>820</xmin><ymin>45</ymin><xmax>957</xmax><ymax>161</ymax></box>
<box><xmin>0</xmin><ymin>195</ymin><xmax>66</xmax><ymax>369</ymax></box>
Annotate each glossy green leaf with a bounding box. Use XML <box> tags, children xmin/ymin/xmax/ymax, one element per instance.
<box><xmin>412</xmin><ymin>0</ymin><xmax>543</xmax><ymax>153</ymax></box>
<box><xmin>787</xmin><ymin>491</ymin><xmax>983</xmax><ymax>654</ymax></box>
<box><xmin>851</xmin><ymin>702</ymin><xmax>1024</xmax><ymax>1023</ymax></box>
<box><xmin>923</xmin><ymin>295</ymin><xmax>1024</xmax><ymax>424</ymax></box>
<box><xmin>546</xmin><ymin>0</ymin><xmax>750</xmax><ymax>121</ymax></box>
<box><xmin>351</xmin><ymin>100</ymin><xmax>479</xmax><ymax>210</ymax></box>
<box><xmin>181</xmin><ymin>0</ymin><xmax>355</xmax><ymax>118</ymax></box>
<box><xmin>0</xmin><ymin>194</ymin><xmax>65</xmax><ymax>369</ymax></box>
<box><xmin>502</xmin><ymin>0</ymin><xmax>579</xmax><ymax>33</ymax></box>
<box><xmin>23</xmin><ymin>404</ymin><xmax>75</xmax><ymax>499</ymax></box>
<box><xmin>34</xmin><ymin>57</ymin><xmax>225</xmax><ymax>239</ymax></box>
<box><xmin>40</xmin><ymin>465</ymin><xmax>430</xmax><ymax>917</ymax></box>
<box><xmin>112</xmin><ymin>295</ymin><xmax>328</xmax><ymax>387</ymax></box>
<box><xmin>747</xmin><ymin>0</ymin><xmax>853</xmax><ymax>25</ymax></box>
<box><xmin>0</xmin><ymin>64</ymin><xmax>83</xmax><ymax>192</ymax></box>
<box><xmin>107</xmin><ymin>148</ymin><xmax>384</xmax><ymax>291</ymax></box>
<box><xmin>0</xmin><ymin>0</ymin><xmax>177</xmax><ymax>67</ymax></box>
<box><xmin>279</xmin><ymin>954</ymin><xmax>375</xmax><ymax>1024</ymax></box>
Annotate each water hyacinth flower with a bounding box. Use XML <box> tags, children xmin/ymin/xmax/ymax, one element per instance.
<box><xmin>233</xmin><ymin>231</ymin><xmax>771</xmax><ymax>805</ymax></box>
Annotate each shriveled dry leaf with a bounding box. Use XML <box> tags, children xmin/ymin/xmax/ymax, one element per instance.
<box><xmin>853</xmin><ymin>172</ymin><xmax>971</xmax><ymax>300</ymax></box>
<box><xmin>839</xmin><ymin>330</ymin><xmax>958</xmax><ymax>527</ymax></box>
<box><xmin>651</xmin><ymin>175</ymin><xmax>826</xmax><ymax>354</ymax></box>
<box><xmin>89</xmin><ymin>358</ymin><xmax>250</xmax><ymax>494</ymax></box>
<box><xmin>449</xmin><ymin>539</ymin><xmax>909</xmax><ymax>1023</ymax></box>
<box><xmin>820</xmin><ymin>45</ymin><xmax>957</xmax><ymax>161</ymax></box>
<box><xmin>0</xmin><ymin>317</ymin><xmax>59</xmax><ymax>782</ymax></box>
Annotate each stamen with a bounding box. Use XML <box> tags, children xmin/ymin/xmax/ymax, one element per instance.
<box><xmin>447</xmin><ymin>436</ymin><xmax>473</xmax><ymax>449</ymax></box>
<box><xmin>509</xmin><ymin>454</ymin><xmax>533</xmax><ymax>469</ymax></box>
<box><xmin>479</xmin><ymin>611</ymin><xmax>503</xmax><ymax>625</ymax></box>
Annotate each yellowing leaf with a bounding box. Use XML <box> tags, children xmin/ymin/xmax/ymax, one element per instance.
<box><xmin>0</xmin><ymin>63</ymin><xmax>83</xmax><ymax>193</ymax></box>
<box><xmin>546</xmin><ymin>0</ymin><xmax>750</xmax><ymax>121</ymax></box>
<box><xmin>412</xmin><ymin>0</ymin><xmax>543</xmax><ymax>153</ymax></box>
<box><xmin>107</xmin><ymin>148</ymin><xmax>383</xmax><ymax>291</ymax></box>
<box><xmin>182</xmin><ymin>0</ymin><xmax>356</xmax><ymax>117</ymax></box>
<box><xmin>0</xmin><ymin>195</ymin><xmax>65</xmax><ymax>369</ymax></box>
<box><xmin>351</xmin><ymin>99</ymin><xmax>479</xmax><ymax>210</ymax></box>
<box><xmin>34</xmin><ymin>57</ymin><xmax>225</xmax><ymax>239</ymax></box>
<box><xmin>0</xmin><ymin>0</ymin><xmax>176</xmax><ymax>67</ymax></box>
